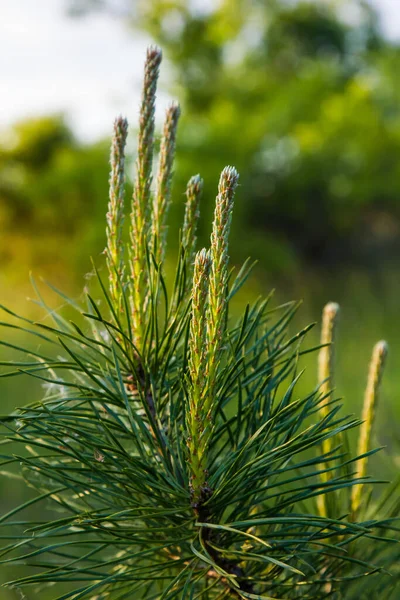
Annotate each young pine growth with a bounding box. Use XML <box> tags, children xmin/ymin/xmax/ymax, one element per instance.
<box><xmin>316</xmin><ymin>301</ymin><xmax>340</xmax><ymax>518</ymax></box>
<box><xmin>106</xmin><ymin>115</ymin><xmax>129</xmax><ymax>313</ymax></box>
<box><xmin>313</xmin><ymin>305</ymin><xmax>399</xmax><ymax>599</ymax></box>
<box><xmin>0</xmin><ymin>47</ymin><xmax>398</xmax><ymax>600</ymax></box>
<box><xmin>153</xmin><ymin>102</ymin><xmax>181</xmax><ymax>264</ymax></box>
<box><xmin>187</xmin><ymin>248</ymin><xmax>212</xmax><ymax>506</ymax></box>
<box><xmin>207</xmin><ymin>166</ymin><xmax>239</xmax><ymax>400</ymax></box>
<box><xmin>351</xmin><ymin>340</ymin><xmax>388</xmax><ymax>517</ymax></box>
<box><xmin>182</xmin><ymin>174</ymin><xmax>203</xmax><ymax>287</ymax></box>
<box><xmin>130</xmin><ymin>46</ymin><xmax>162</xmax><ymax>352</ymax></box>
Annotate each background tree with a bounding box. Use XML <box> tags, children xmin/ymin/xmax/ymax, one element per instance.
<box><xmin>0</xmin><ymin>115</ymin><xmax>111</xmax><ymax>292</ymax></box>
<box><xmin>66</xmin><ymin>0</ymin><xmax>400</xmax><ymax>275</ymax></box>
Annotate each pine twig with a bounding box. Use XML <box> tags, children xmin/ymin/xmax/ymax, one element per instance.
<box><xmin>130</xmin><ymin>46</ymin><xmax>162</xmax><ymax>352</ymax></box>
<box><xmin>206</xmin><ymin>166</ymin><xmax>239</xmax><ymax>412</ymax></box>
<box><xmin>152</xmin><ymin>102</ymin><xmax>181</xmax><ymax>264</ymax></box>
<box><xmin>106</xmin><ymin>115</ymin><xmax>128</xmax><ymax>314</ymax></box>
<box><xmin>317</xmin><ymin>301</ymin><xmax>340</xmax><ymax>518</ymax></box>
<box><xmin>351</xmin><ymin>340</ymin><xmax>388</xmax><ymax>518</ymax></box>
<box><xmin>187</xmin><ymin>248</ymin><xmax>212</xmax><ymax>506</ymax></box>
<box><xmin>182</xmin><ymin>174</ymin><xmax>203</xmax><ymax>287</ymax></box>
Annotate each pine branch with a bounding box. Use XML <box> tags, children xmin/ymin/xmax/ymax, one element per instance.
<box><xmin>187</xmin><ymin>248</ymin><xmax>212</xmax><ymax>507</ymax></box>
<box><xmin>351</xmin><ymin>340</ymin><xmax>388</xmax><ymax>518</ymax></box>
<box><xmin>0</xmin><ymin>44</ymin><xmax>398</xmax><ymax>600</ymax></box>
<box><xmin>182</xmin><ymin>174</ymin><xmax>203</xmax><ymax>287</ymax></box>
<box><xmin>106</xmin><ymin>115</ymin><xmax>128</xmax><ymax>315</ymax></box>
<box><xmin>317</xmin><ymin>301</ymin><xmax>340</xmax><ymax>518</ymax></box>
<box><xmin>153</xmin><ymin>102</ymin><xmax>181</xmax><ymax>264</ymax></box>
<box><xmin>206</xmin><ymin>166</ymin><xmax>239</xmax><ymax>414</ymax></box>
<box><xmin>130</xmin><ymin>46</ymin><xmax>162</xmax><ymax>352</ymax></box>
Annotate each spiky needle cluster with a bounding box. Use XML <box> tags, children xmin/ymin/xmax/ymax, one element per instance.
<box><xmin>185</xmin><ymin>167</ymin><xmax>239</xmax><ymax>506</ymax></box>
<box><xmin>207</xmin><ymin>167</ymin><xmax>238</xmax><ymax>393</ymax></box>
<box><xmin>316</xmin><ymin>305</ymin><xmax>390</xmax><ymax>522</ymax></box>
<box><xmin>106</xmin><ymin>115</ymin><xmax>128</xmax><ymax>312</ymax></box>
<box><xmin>351</xmin><ymin>340</ymin><xmax>388</xmax><ymax>517</ymax></box>
<box><xmin>0</xmin><ymin>46</ymin><xmax>398</xmax><ymax>600</ymax></box>
<box><xmin>130</xmin><ymin>46</ymin><xmax>162</xmax><ymax>352</ymax></box>
<box><xmin>187</xmin><ymin>248</ymin><xmax>211</xmax><ymax>505</ymax></box>
<box><xmin>182</xmin><ymin>174</ymin><xmax>203</xmax><ymax>285</ymax></box>
<box><xmin>314</xmin><ymin>304</ymin><xmax>398</xmax><ymax>599</ymax></box>
<box><xmin>153</xmin><ymin>102</ymin><xmax>181</xmax><ymax>264</ymax></box>
<box><xmin>317</xmin><ymin>301</ymin><xmax>340</xmax><ymax>518</ymax></box>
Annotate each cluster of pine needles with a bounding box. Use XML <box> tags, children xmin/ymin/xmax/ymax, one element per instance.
<box><xmin>0</xmin><ymin>47</ymin><xmax>399</xmax><ymax>599</ymax></box>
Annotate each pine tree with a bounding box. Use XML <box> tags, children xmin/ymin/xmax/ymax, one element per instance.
<box><xmin>0</xmin><ymin>47</ymin><xmax>398</xmax><ymax>600</ymax></box>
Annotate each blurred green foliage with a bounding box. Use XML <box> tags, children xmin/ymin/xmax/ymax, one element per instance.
<box><xmin>68</xmin><ymin>0</ymin><xmax>400</xmax><ymax>274</ymax></box>
<box><xmin>1</xmin><ymin>1</ymin><xmax>400</xmax><ymax>285</ymax></box>
<box><xmin>0</xmin><ymin>115</ymin><xmax>111</xmax><ymax>298</ymax></box>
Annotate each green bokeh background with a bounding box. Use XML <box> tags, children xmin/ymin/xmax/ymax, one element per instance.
<box><xmin>1</xmin><ymin>1</ymin><xmax>400</xmax><ymax>596</ymax></box>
